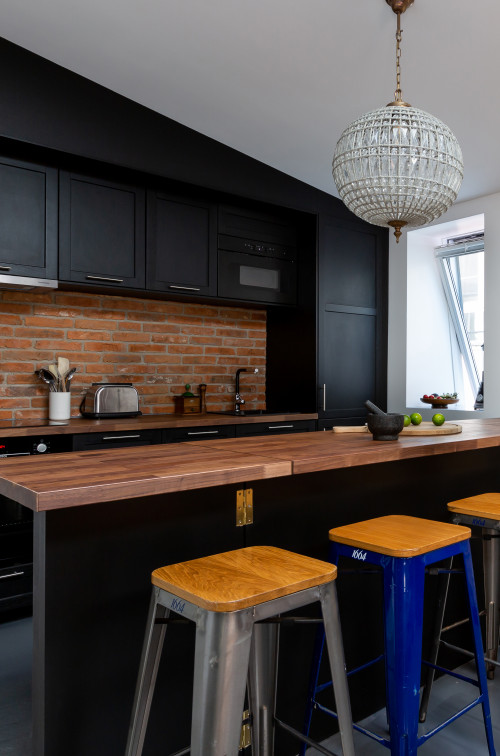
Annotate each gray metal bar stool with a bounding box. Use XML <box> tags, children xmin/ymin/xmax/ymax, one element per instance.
<box><xmin>125</xmin><ymin>545</ymin><xmax>355</xmax><ymax>756</ymax></box>
<box><xmin>419</xmin><ymin>493</ymin><xmax>500</xmax><ymax>723</ymax></box>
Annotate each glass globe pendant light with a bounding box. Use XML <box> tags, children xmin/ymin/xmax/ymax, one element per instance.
<box><xmin>332</xmin><ymin>0</ymin><xmax>463</xmax><ymax>242</ymax></box>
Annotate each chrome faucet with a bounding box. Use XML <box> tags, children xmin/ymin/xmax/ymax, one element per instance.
<box><xmin>235</xmin><ymin>368</ymin><xmax>259</xmax><ymax>412</ymax></box>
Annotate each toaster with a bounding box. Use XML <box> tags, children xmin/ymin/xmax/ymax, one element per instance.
<box><xmin>80</xmin><ymin>383</ymin><xmax>142</xmax><ymax>418</ymax></box>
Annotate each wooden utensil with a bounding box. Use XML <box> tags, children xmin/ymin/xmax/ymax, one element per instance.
<box><xmin>57</xmin><ymin>357</ymin><xmax>70</xmax><ymax>390</ymax></box>
<box><xmin>48</xmin><ymin>364</ymin><xmax>61</xmax><ymax>391</ymax></box>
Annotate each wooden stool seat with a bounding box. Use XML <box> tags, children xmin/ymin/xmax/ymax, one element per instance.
<box><xmin>152</xmin><ymin>545</ymin><xmax>337</xmax><ymax>612</ymax></box>
<box><xmin>127</xmin><ymin>546</ymin><xmax>355</xmax><ymax>756</ymax></box>
<box><xmin>448</xmin><ymin>492</ymin><xmax>500</xmax><ymax>520</ymax></box>
<box><xmin>328</xmin><ymin>514</ymin><xmax>470</xmax><ymax>557</ymax></box>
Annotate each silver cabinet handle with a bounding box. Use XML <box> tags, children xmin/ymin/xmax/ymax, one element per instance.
<box><xmin>322</xmin><ymin>384</ymin><xmax>326</xmax><ymax>411</ymax></box>
<box><xmin>0</xmin><ymin>265</ymin><xmax>11</xmax><ymax>271</ymax></box>
<box><xmin>168</xmin><ymin>285</ymin><xmax>201</xmax><ymax>291</ymax></box>
<box><xmin>0</xmin><ymin>571</ymin><xmax>25</xmax><ymax>579</ymax></box>
<box><xmin>187</xmin><ymin>430</ymin><xmax>219</xmax><ymax>435</ymax></box>
<box><xmin>268</xmin><ymin>425</ymin><xmax>294</xmax><ymax>430</ymax></box>
<box><xmin>102</xmin><ymin>434</ymin><xmax>141</xmax><ymax>441</ymax></box>
<box><xmin>0</xmin><ymin>452</ymin><xmax>30</xmax><ymax>457</ymax></box>
<box><xmin>86</xmin><ymin>275</ymin><xmax>124</xmax><ymax>283</ymax></box>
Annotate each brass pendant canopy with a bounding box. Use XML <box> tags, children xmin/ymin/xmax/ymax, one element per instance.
<box><xmin>332</xmin><ymin>0</ymin><xmax>463</xmax><ymax>242</ymax></box>
<box><xmin>386</xmin><ymin>0</ymin><xmax>414</xmax><ymax>13</ymax></box>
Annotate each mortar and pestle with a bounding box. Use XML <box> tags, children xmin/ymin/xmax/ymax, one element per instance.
<box><xmin>365</xmin><ymin>400</ymin><xmax>404</xmax><ymax>441</ymax></box>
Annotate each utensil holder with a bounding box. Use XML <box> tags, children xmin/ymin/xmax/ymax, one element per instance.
<box><xmin>49</xmin><ymin>392</ymin><xmax>71</xmax><ymax>421</ymax></box>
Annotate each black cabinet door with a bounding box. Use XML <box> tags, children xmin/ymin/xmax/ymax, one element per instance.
<box><xmin>235</xmin><ymin>419</ymin><xmax>316</xmax><ymax>437</ymax></box>
<box><xmin>163</xmin><ymin>425</ymin><xmax>235</xmax><ymax>443</ymax></box>
<box><xmin>59</xmin><ymin>172</ymin><xmax>145</xmax><ymax>288</ymax></box>
<box><xmin>0</xmin><ymin>156</ymin><xmax>57</xmax><ymax>279</ymax></box>
<box><xmin>147</xmin><ymin>191</ymin><xmax>216</xmax><ymax>296</ymax></box>
<box><xmin>72</xmin><ymin>429</ymin><xmax>161</xmax><ymax>451</ymax></box>
<box><xmin>318</xmin><ymin>216</ymin><xmax>388</xmax><ymax>419</ymax></box>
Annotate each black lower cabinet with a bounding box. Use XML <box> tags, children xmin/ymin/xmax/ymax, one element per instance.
<box><xmin>72</xmin><ymin>429</ymin><xmax>161</xmax><ymax>451</ymax></box>
<box><xmin>0</xmin><ymin>496</ymin><xmax>34</xmax><ymax>618</ymax></box>
<box><xmin>162</xmin><ymin>424</ymin><xmax>235</xmax><ymax>443</ymax></box>
<box><xmin>236</xmin><ymin>419</ymin><xmax>315</xmax><ymax>437</ymax></box>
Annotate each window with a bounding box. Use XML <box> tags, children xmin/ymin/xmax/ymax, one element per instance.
<box><xmin>435</xmin><ymin>234</ymin><xmax>484</xmax><ymax>402</ymax></box>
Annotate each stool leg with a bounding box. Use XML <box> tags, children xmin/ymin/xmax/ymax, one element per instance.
<box><xmin>383</xmin><ymin>556</ymin><xmax>425</xmax><ymax>756</ymax></box>
<box><xmin>483</xmin><ymin>528</ymin><xmax>500</xmax><ymax>679</ymax></box>
<box><xmin>247</xmin><ymin>620</ymin><xmax>280</xmax><ymax>756</ymax></box>
<box><xmin>191</xmin><ymin>608</ymin><xmax>254</xmax><ymax>756</ymax></box>
<box><xmin>125</xmin><ymin>589</ymin><xmax>169</xmax><ymax>756</ymax></box>
<box><xmin>300</xmin><ymin>625</ymin><xmax>325</xmax><ymax>756</ymax></box>
<box><xmin>319</xmin><ymin>581</ymin><xmax>356</xmax><ymax>756</ymax></box>
<box><xmin>419</xmin><ymin>556</ymin><xmax>453</xmax><ymax>722</ymax></box>
<box><xmin>462</xmin><ymin>543</ymin><xmax>496</xmax><ymax>755</ymax></box>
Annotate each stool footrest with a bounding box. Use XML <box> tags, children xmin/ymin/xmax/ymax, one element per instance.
<box><xmin>313</xmin><ymin>701</ymin><xmax>390</xmax><ymax>748</ymax></box>
<box><xmin>439</xmin><ymin>638</ymin><xmax>500</xmax><ymax>668</ymax></box>
<box><xmin>256</xmin><ymin>616</ymin><xmax>323</xmax><ymax>625</ymax></box>
<box><xmin>275</xmin><ymin>717</ymin><xmax>341</xmax><ymax>756</ymax></box>
<box><xmin>422</xmin><ymin>659</ymin><xmax>481</xmax><ymax>688</ymax></box>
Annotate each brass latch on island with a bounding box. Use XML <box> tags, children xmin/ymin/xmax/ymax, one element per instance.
<box><xmin>236</xmin><ymin>489</ymin><xmax>253</xmax><ymax>527</ymax></box>
<box><xmin>239</xmin><ymin>709</ymin><xmax>251</xmax><ymax>749</ymax></box>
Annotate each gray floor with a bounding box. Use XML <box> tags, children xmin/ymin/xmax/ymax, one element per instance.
<box><xmin>305</xmin><ymin>662</ymin><xmax>499</xmax><ymax>755</ymax></box>
<box><xmin>0</xmin><ymin>616</ymin><xmax>32</xmax><ymax>756</ymax></box>
<box><xmin>1</xmin><ymin>616</ymin><xmax>498</xmax><ymax>755</ymax></box>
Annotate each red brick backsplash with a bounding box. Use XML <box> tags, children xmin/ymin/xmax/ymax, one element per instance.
<box><xmin>0</xmin><ymin>290</ymin><xmax>266</xmax><ymax>421</ymax></box>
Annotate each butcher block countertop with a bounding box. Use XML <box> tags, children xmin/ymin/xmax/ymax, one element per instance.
<box><xmin>0</xmin><ymin>444</ymin><xmax>292</xmax><ymax>511</ymax></box>
<box><xmin>187</xmin><ymin>418</ymin><xmax>500</xmax><ymax>474</ymax></box>
<box><xmin>2</xmin><ymin>418</ymin><xmax>500</xmax><ymax>512</ymax></box>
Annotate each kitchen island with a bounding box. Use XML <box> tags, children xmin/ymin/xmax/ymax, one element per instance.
<box><xmin>2</xmin><ymin>419</ymin><xmax>500</xmax><ymax>756</ymax></box>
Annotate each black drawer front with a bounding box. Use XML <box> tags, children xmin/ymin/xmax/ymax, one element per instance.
<box><xmin>0</xmin><ymin>561</ymin><xmax>33</xmax><ymax>609</ymax></box>
<box><xmin>235</xmin><ymin>420</ymin><xmax>316</xmax><ymax>437</ymax></box>
<box><xmin>163</xmin><ymin>425</ymin><xmax>235</xmax><ymax>443</ymax></box>
<box><xmin>73</xmin><ymin>429</ymin><xmax>162</xmax><ymax>450</ymax></box>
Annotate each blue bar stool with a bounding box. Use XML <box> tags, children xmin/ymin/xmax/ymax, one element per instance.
<box><xmin>302</xmin><ymin>515</ymin><xmax>496</xmax><ymax>756</ymax></box>
<box><xmin>125</xmin><ymin>545</ymin><xmax>355</xmax><ymax>756</ymax></box>
<box><xmin>419</xmin><ymin>493</ymin><xmax>500</xmax><ymax>723</ymax></box>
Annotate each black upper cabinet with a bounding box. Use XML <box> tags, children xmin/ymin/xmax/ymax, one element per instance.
<box><xmin>58</xmin><ymin>172</ymin><xmax>146</xmax><ymax>289</ymax></box>
<box><xmin>147</xmin><ymin>191</ymin><xmax>216</xmax><ymax>296</ymax></box>
<box><xmin>318</xmin><ymin>216</ymin><xmax>388</xmax><ymax>419</ymax></box>
<box><xmin>0</xmin><ymin>156</ymin><xmax>57</xmax><ymax>279</ymax></box>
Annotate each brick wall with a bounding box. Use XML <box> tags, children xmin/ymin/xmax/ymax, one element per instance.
<box><xmin>0</xmin><ymin>290</ymin><xmax>266</xmax><ymax>422</ymax></box>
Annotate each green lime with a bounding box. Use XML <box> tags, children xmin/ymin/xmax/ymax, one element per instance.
<box><xmin>403</xmin><ymin>414</ymin><xmax>411</xmax><ymax>427</ymax></box>
<box><xmin>410</xmin><ymin>412</ymin><xmax>422</xmax><ymax>425</ymax></box>
<box><xmin>432</xmin><ymin>413</ymin><xmax>445</xmax><ymax>426</ymax></box>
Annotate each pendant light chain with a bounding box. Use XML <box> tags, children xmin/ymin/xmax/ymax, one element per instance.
<box><xmin>394</xmin><ymin>12</ymin><xmax>403</xmax><ymax>103</ymax></box>
<box><xmin>332</xmin><ymin>0</ymin><xmax>463</xmax><ymax>242</ymax></box>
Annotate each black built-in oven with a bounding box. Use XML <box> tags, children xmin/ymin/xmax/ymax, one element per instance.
<box><xmin>218</xmin><ymin>235</ymin><xmax>297</xmax><ymax>305</ymax></box>
<box><xmin>217</xmin><ymin>204</ymin><xmax>298</xmax><ymax>305</ymax></box>
<box><xmin>0</xmin><ymin>434</ymin><xmax>73</xmax><ymax>617</ymax></box>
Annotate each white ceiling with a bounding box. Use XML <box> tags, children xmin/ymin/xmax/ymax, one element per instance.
<box><xmin>0</xmin><ymin>0</ymin><xmax>498</xmax><ymax>204</ymax></box>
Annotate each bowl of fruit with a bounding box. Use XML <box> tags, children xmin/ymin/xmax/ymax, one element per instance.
<box><xmin>420</xmin><ymin>393</ymin><xmax>459</xmax><ymax>409</ymax></box>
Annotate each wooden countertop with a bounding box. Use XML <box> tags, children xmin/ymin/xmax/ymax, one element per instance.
<box><xmin>187</xmin><ymin>418</ymin><xmax>500</xmax><ymax>474</ymax></box>
<box><xmin>2</xmin><ymin>418</ymin><xmax>500</xmax><ymax>512</ymax></box>
<box><xmin>0</xmin><ymin>444</ymin><xmax>292</xmax><ymax>511</ymax></box>
<box><xmin>0</xmin><ymin>412</ymin><xmax>317</xmax><ymax>437</ymax></box>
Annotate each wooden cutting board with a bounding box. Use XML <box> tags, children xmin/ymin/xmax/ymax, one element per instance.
<box><xmin>332</xmin><ymin>422</ymin><xmax>462</xmax><ymax>436</ymax></box>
